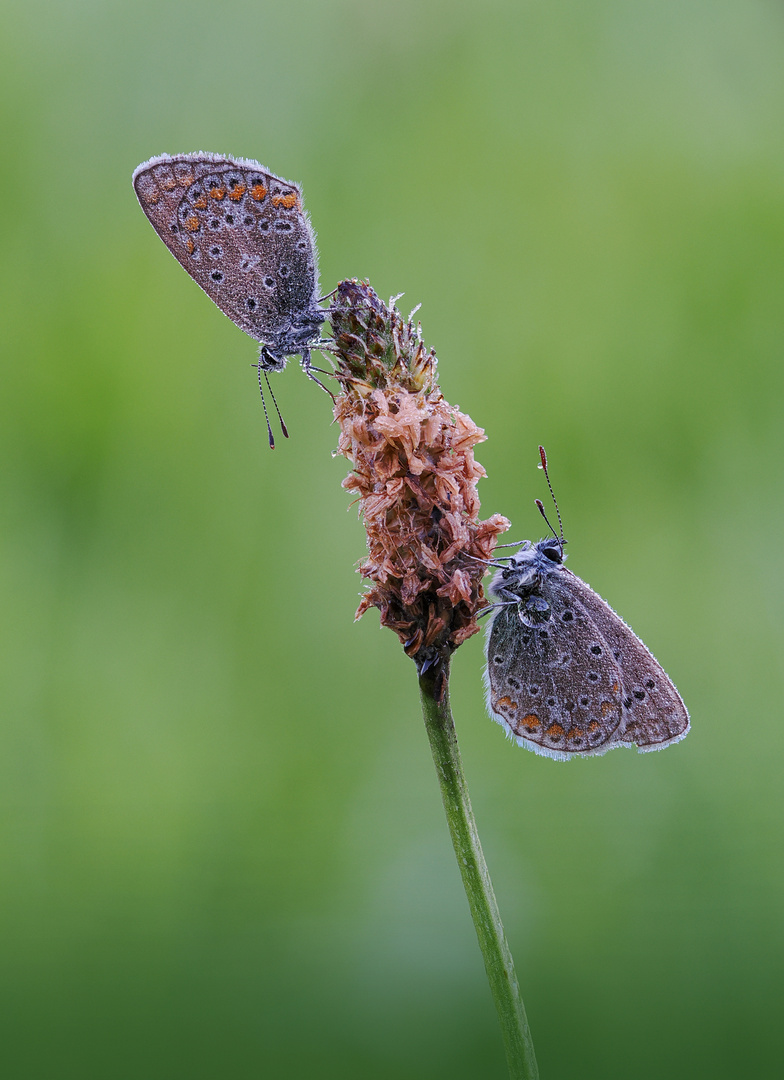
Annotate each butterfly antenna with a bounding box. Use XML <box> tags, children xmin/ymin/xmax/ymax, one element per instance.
<box><xmin>254</xmin><ymin>363</ymin><xmax>276</xmax><ymax>449</ymax></box>
<box><xmin>264</xmin><ymin>370</ymin><xmax>289</xmax><ymax>440</ymax></box>
<box><xmin>537</xmin><ymin>444</ymin><xmax>565</xmax><ymax>552</ymax></box>
<box><xmin>535</xmin><ymin>499</ymin><xmax>560</xmax><ymax>545</ymax></box>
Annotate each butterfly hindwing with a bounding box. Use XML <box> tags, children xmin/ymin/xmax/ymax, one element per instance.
<box><xmin>562</xmin><ymin>571</ymin><xmax>690</xmax><ymax>751</ymax></box>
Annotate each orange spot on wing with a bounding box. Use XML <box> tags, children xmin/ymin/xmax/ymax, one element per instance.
<box><xmin>178</xmin><ymin>175</ymin><xmax>194</xmax><ymax>187</ymax></box>
<box><xmin>272</xmin><ymin>191</ymin><xmax>299</xmax><ymax>209</ymax></box>
<box><xmin>209</xmin><ymin>187</ymin><xmax>226</xmax><ymax>200</ymax></box>
<box><xmin>520</xmin><ymin>713</ymin><xmax>541</xmax><ymax>731</ymax></box>
<box><xmin>185</xmin><ymin>216</ymin><xmax>200</xmax><ymax>232</ymax></box>
<box><xmin>587</xmin><ymin>720</ymin><xmax>600</xmax><ymax>733</ymax></box>
<box><xmin>494</xmin><ymin>696</ymin><xmax>518</xmax><ymax>713</ymax></box>
<box><xmin>601</xmin><ymin>700</ymin><xmax>615</xmax><ymax>717</ymax></box>
<box><xmin>228</xmin><ymin>184</ymin><xmax>246</xmax><ymax>201</ymax></box>
<box><xmin>193</xmin><ymin>195</ymin><xmax>208</xmax><ymax>210</ymax></box>
<box><xmin>545</xmin><ymin>722</ymin><xmax>565</xmax><ymax>740</ymax></box>
<box><xmin>612</xmin><ymin>681</ymin><xmax>619</xmax><ymax>693</ymax></box>
<box><xmin>185</xmin><ymin>238</ymin><xmax>195</xmax><ymax>255</ymax></box>
<box><xmin>250</xmin><ymin>184</ymin><xmax>268</xmax><ymax>201</ymax></box>
<box><xmin>162</xmin><ymin>178</ymin><xmax>176</xmax><ymax>190</ymax></box>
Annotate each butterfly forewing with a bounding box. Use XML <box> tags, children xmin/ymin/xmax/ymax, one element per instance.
<box><xmin>562</xmin><ymin>572</ymin><xmax>690</xmax><ymax>751</ymax></box>
<box><xmin>133</xmin><ymin>153</ymin><xmax>320</xmax><ymax>347</ymax></box>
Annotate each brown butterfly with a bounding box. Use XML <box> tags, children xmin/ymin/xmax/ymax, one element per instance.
<box><xmin>133</xmin><ymin>152</ymin><xmax>330</xmax><ymax>445</ymax></box>
<box><xmin>484</xmin><ymin>450</ymin><xmax>689</xmax><ymax>760</ymax></box>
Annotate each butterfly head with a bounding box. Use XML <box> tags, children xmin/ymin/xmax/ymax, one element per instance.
<box><xmin>488</xmin><ymin>538</ymin><xmax>567</xmax><ymax>601</ymax></box>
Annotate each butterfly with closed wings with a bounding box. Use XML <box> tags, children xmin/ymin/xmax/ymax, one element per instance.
<box><xmin>484</xmin><ymin>448</ymin><xmax>689</xmax><ymax>760</ymax></box>
<box><xmin>133</xmin><ymin>152</ymin><xmax>331</xmax><ymax>446</ymax></box>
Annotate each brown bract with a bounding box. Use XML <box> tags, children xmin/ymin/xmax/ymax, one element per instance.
<box><xmin>331</xmin><ymin>280</ymin><xmax>509</xmax><ymax>679</ymax></box>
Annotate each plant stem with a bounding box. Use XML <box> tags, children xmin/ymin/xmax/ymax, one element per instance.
<box><xmin>418</xmin><ymin>661</ymin><xmax>539</xmax><ymax>1080</ymax></box>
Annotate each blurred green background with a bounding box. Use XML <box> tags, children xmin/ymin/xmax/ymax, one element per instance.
<box><xmin>2</xmin><ymin>1</ymin><xmax>783</xmax><ymax>1076</ymax></box>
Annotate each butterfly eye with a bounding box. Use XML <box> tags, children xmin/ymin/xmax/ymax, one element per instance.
<box><xmin>542</xmin><ymin>547</ymin><xmax>561</xmax><ymax>563</ymax></box>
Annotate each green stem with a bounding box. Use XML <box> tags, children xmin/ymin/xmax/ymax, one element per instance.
<box><xmin>419</xmin><ymin>660</ymin><xmax>539</xmax><ymax>1080</ymax></box>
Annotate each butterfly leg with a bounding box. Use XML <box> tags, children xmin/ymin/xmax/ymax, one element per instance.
<box><xmin>300</xmin><ymin>349</ymin><xmax>336</xmax><ymax>401</ymax></box>
<box><xmin>304</xmin><ymin>338</ymin><xmax>337</xmax><ymax>374</ymax></box>
<box><xmin>309</xmin><ymin>337</ymin><xmax>338</xmax><ymax>369</ymax></box>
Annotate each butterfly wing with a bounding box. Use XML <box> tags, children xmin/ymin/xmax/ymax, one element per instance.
<box><xmin>485</xmin><ymin>563</ymin><xmax>689</xmax><ymax>760</ymax></box>
<box><xmin>132</xmin><ymin>153</ymin><xmax>321</xmax><ymax>347</ymax></box>
<box><xmin>562</xmin><ymin>569</ymin><xmax>690</xmax><ymax>752</ymax></box>
<box><xmin>485</xmin><ymin>573</ymin><xmax>625</xmax><ymax>760</ymax></box>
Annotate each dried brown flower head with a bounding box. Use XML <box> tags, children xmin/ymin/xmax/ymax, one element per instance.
<box><xmin>331</xmin><ymin>280</ymin><xmax>509</xmax><ymax>679</ymax></box>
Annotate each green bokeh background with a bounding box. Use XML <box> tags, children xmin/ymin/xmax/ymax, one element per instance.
<box><xmin>2</xmin><ymin>2</ymin><xmax>783</xmax><ymax>1076</ymax></box>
